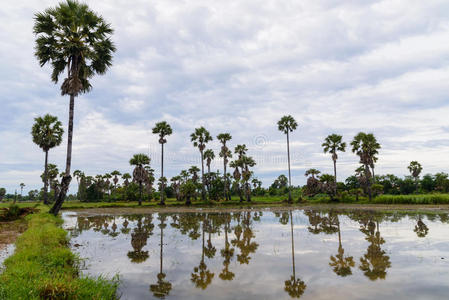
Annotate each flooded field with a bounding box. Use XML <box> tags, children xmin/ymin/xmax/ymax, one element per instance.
<box><xmin>63</xmin><ymin>209</ymin><xmax>449</xmax><ymax>299</ymax></box>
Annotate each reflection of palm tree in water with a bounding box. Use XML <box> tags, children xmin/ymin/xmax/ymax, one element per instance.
<box><xmin>219</xmin><ymin>214</ymin><xmax>235</xmax><ymax>281</ymax></box>
<box><xmin>127</xmin><ymin>216</ymin><xmax>152</xmax><ymax>263</ymax></box>
<box><xmin>329</xmin><ymin>216</ymin><xmax>355</xmax><ymax>277</ymax></box>
<box><xmin>150</xmin><ymin>214</ymin><xmax>172</xmax><ymax>298</ymax></box>
<box><xmin>232</xmin><ymin>212</ymin><xmax>258</xmax><ymax>264</ymax></box>
<box><xmin>414</xmin><ymin>215</ymin><xmax>429</xmax><ymax>238</ymax></box>
<box><xmin>284</xmin><ymin>210</ymin><xmax>306</xmax><ymax>298</ymax></box>
<box><xmin>191</xmin><ymin>219</ymin><xmax>214</xmax><ymax>289</ymax></box>
<box><xmin>359</xmin><ymin>219</ymin><xmax>391</xmax><ymax>281</ymax></box>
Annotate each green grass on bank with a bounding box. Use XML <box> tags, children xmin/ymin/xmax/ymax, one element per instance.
<box><xmin>0</xmin><ymin>210</ymin><xmax>118</xmax><ymax>299</ymax></box>
<box><xmin>2</xmin><ymin>193</ymin><xmax>449</xmax><ymax>211</ymax></box>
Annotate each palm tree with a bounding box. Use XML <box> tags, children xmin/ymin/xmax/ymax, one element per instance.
<box><xmin>322</xmin><ymin>134</ymin><xmax>346</xmax><ymax>187</ymax></box>
<box><xmin>191</xmin><ymin>127</ymin><xmax>213</xmax><ymax>201</ymax></box>
<box><xmin>351</xmin><ymin>133</ymin><xmax>381</xmax><ymax>201</ymax></box>
<box><xmin>31</xmin><ymin>114</ymin><xmax>64</xmax><ymax>204</ymax></box>
<box><xmin>130</xmin><ymin>154</ymin><xmax>150</xmax><ymax>205</ymax></box>
<box><xmin>408</xmin><ymin>161</ymin><xmax>423</xmax><ymax>192</ymax></box>
<box><xmin>34</xmin><ymin>0</ymin><xmax>116</xmax><ymax>215</ymax></box>
<box><xmin>152</xmin><ymin>121</ymin><xmax>173</xmax><ymax>205</ymax></box>
<box><xmin>203</xmin><ymin>149</ymin><xmax>215</xmax><ymax>194</ymax></box>
<box><xmin>304</xmin><ymin>169</ymin><xmax>320</xmax><ymax>179</ymax></box>
<box><xmin>217</xmin><ymin>133</ymin><xmax>232</xmax><ymax>201</ymax></box>
<box><xmin>19</xmin><ymin>183</ymin><xmax>25</xmax><ymax>199</ymax></box>
<box><xmin>229</xmin><ymin>160</ymin><xmax>243</xmax><ymax>202</ymax></box>
<box><xmin>277</xmin><ymin>115</ymin><xmax>298</xmax><ymax>203</ymax></box>
<box><xmin>122</xmin><ymin>173</ymin><xmax>131</xmax><ymax>187</ymax></box>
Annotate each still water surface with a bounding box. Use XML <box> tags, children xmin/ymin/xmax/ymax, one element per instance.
<box><xmin>63</xmin><ymin>209</ymin><xmax>449</xmax><ymax>300</ymax></box>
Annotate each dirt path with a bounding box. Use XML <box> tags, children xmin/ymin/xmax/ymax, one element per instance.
<box><xmin>65</xmin><ymin>203</ymin><xmax>449</xmax><ymax>217</ymax></box>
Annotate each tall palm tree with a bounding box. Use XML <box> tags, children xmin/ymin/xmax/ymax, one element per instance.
<box><xmin>322</xmin><ymin>134</ymin><xmax>346</xmax><ymax>185</ymax></box>
<box><xmin>191</xmin><ymin>127</ymin><xmax>213</xmax><ymax>201</ymax></box>
<box><xmin>351</xmin><ymin>133</ymin><xmax>381</xmax><ymax>201</ymax></box>
<box><xmin>73</xmin><ymin>169</ymin><xmax>83</xmax><ymax>199</ymax></box>
<box><xmin>31</xmin><ymin>114</ymin><xmax>64</xmax><ymax>204</ymax></box>
<box><xmin>217</xmin><ymin>133</ymin><xmax>232</xmax><ymax>201</ymax></box>
<box><xmin>34</xmin><ymin>0</ymin><xmax>116</xmax><ymax>215</ymax></box>
<box><xmin>19</xmin><ymin>183</ymin><xmax>25</xmax><ymax>198</ymax></box>
<box><xmin>203</xmin><ymin>149</ymin><xmax>215</xmax><ymax>194</ymax></box>
<box><xmin>277</xmin><ymin>115</ymin><xmax>298</xmax><ymax>203</ymax></box>
<box><xmin>152</xmin><ymin>121</ymin><xmax>172</xmax><ymax>205</ymax></box>
<box><xmin>408</xmin><ymin>161</ymin><xmax>423</xmax><ymax>192</ymax></box>
<box><xmin>130</xmin><ymin>154</ymin><xmax>150</xmax><ymax>205</ymax></box>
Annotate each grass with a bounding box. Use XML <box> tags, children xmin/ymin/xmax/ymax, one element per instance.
<box><xmin>0</xmin><ymin>208</ymin><xmax>118</xmax><ymax>299</ymax></box>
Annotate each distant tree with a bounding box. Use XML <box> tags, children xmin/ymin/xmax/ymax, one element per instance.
<box><xmin>0</xmin><ymin>188</ymin><xmax>6</xmax><ymax>201</ymax></box>
<box><xmin>322</xmin><ymin>134</ymin><xmax>346</xmax><ymax>189</ymax></box>
<box><xmin>130</xmin><ymin>154</ymin><xmax>150</xmax><ymax>205</ymax></box>
<box><xmin>19</xmin><ymin>183</ymin><xmax>25</xmax><ymax>199</ymax></box>
<box><xmin>152</xmin><ymin>121</ymin><xmax>172</xmax><ymax>205</ymax></box>
<box><xmin>191</xmin><ymin>127</ymin><xmax>213</xmax><ymax>202</ymax></box>
<box><xmin>217</xmin><ymin>133</ymin><xmax>232</xmax><ymax>201</ymax></box>
<box><xmin>34</xmin><ymin>0</ymin><xmax>116</xmax><ymax>215</ymax></box>
<box><xmin>31</xmin><ymin>114</ymin><xmax>64</xmax><ymax>204</ymax></box>
<box><xmin>278</xmin><ymin>115</ymin><xmax>298</xmax><ymax>203</ymax></box>
<box><xmin>351</xmin><ymin>133</ymin><xmax>381</xmax><ymax>201</ymax></box>
<box><xmin>407</xmin><ymin>161</ymin><xmax>423</xmax><ymax>192</ymax></box>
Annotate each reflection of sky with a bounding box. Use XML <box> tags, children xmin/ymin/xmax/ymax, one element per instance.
<box><xmin>63</xmin><ymin>210</ymin><xmax>449</xmax><ymax>300</ymax></box>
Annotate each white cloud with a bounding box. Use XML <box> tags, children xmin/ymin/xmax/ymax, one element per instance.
<box><xmin>1</xmin><ymin>0</ymin><xmax>449</xmax><ymax>193</ymax></box>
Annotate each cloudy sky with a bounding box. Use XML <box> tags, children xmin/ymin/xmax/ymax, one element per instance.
<box><xmin>2</xmin><ymin>0</ymin><xmax>449</xmax><ymax>194</ymax></box>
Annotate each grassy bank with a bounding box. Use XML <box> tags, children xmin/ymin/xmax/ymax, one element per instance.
<box><xmin>0</xmin><ymin>210</ymin><xmax>118</xmax><ymax>299</ymax></box>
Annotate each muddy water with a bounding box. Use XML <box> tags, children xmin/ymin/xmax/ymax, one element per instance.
<box><xmin>63</xmin><ymin>209</ymin><xmax>449</xmax><ymax>300</ymax></box>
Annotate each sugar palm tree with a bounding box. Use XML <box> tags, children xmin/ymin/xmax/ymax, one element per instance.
<box><xmin>203</xmin><ymin>149</ymin><xmax>215</xmax><ymax>194</ymax></box>
<box><xmin>351</xmin><ymin>133</ymin><xmax>381</xmax><ymax>201</ymax></box>
<box><xmin>150</xmin><ymin>214</ymin><xmax>172</xmax><ymax>298</ymax></box>
<box><xmin>130</xmin><ymin>154</ymin><xmax>150</xmax><ymax>205</ymax></box>
<box><xmin>408</xmin><ymin>161</ymin><xmax>423</xmax><ymax>192</ymax></box>
<box><xmin>277</xmin><ymin>115</ymin><xmax>298</xmax><ymax>203</ymax></box>
<box><xmin>19</xmin><ymin>183</ymin><xmax>25</xmax><ymax>198</ymax></box>
<box><xmin>217</xmin><ymin>133</ymin><xmax>232</xmax><ymax>201</ymax></box>
<box><xmin>122</xmin><ymin>173</ymin><xmax>131</xmax><ymax>187</ymax></box>
<box><xmin>329</xmin><ymin>216</ymin><xmax>355</xmax><ymax>277</ymax></box>
<box><xmin>152</xmin><ymin>121</ymin><xmax>172</xmax><ymax>205</ymax></box>
<box><xmin>322</xmin><ymin>134</ymin><xmax>346</xmax><ymax>185</ymax></box>
<box><xmin>31</xmin><ymin>114</ymin><xmax>64</xmax><ymax>204</ymax></box>
<box><xmin>34</xmin><ymin>0</ymin><xmax>116</xmax><ymax>215</ymax></box>
<box><xmin>191</xmin><ymin>127</ymin><xmax>213</xmax><ymax>201</ymax></box>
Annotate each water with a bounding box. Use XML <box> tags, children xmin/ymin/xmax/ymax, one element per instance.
<box><xmin>63</xmin><ymin>209</ymin><xmax>449</xmax><ymax>300</ymax></box>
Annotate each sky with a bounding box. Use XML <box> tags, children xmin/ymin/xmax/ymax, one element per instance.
<box><xmin>2</xmin><ymin>0</ymin><xmax>449</xmax><ymax>194</ymax></box>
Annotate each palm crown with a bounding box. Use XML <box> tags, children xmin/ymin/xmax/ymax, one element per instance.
<box><xmin>322</xmin><ymin>134</ymin><xmax>346</xmax><ymax>157</ymax></box>
<box><xmin>130</xmin><ymin>153</ymin><xmax>150</xmax><ymax>166</ymax></box>
<box><xmin>33</xmin><ymin>0</ymin><xmax>115</xmax><ymax>96</ymax></box>
<box><xmin>351</xmin><ymin>132</ymin><xmax>380</xmax><ymax>165</ymax></box>
<box><xmin>31</xmin><ymin>114</ymin><xmax>64</xmax><ymax>151</ymax></box>
<box><xmin>152</xmin><ymin>121</ymin><xmax>172</xmax><ymax>144</ymax></box>
<box><xmin>191</xmin><ymin>127</ymin><xmax>212</xmax><ymax>150</ymax></box>
<box><xmin>277</xmin><ymin>115</ymin><xmax>298</xmax><ymax>134</ymax></box>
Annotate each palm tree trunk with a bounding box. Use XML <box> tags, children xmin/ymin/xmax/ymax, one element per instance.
<box><xmin>287</xmin><ymin>131</ymin><xmax>292</xmax><ymax>203</ymax></box>
<box><xmin>333</xmin><ymin>159</ymin><xmax>337</xmax><ymax>195</ymax></box>
<box><xmin>160</xmin><ymin>143</ymin><xmax>165</xmax><ymax>205</ymax></box>
<box><xmin>43</xmin><ymin>150</ymin><xmax>49</xmax><ymax>204</ymax></box>
<box><xmin>365</xmin><ymin>164</ymin><xmax>372</xmax><ymax>202</ymax></box>
<box><xmin>50</xmin><ymin>94</ymin><xmax>75</xmax><ymax>215</ymax></box>
<box><xmin>223</xmin><ymin>158</ymin><xmax>227</xmax><ymax>201</ymax></box>
<box><xmin>139</xmin><ymin>182</ymin><xmax>142</xmax><ymax>206</ymax></box>
<box><xmin>200</xmin><ymin>150</ymin><xmax>206</xmax><ymax>202</ymax></box>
